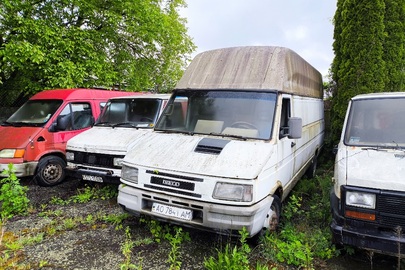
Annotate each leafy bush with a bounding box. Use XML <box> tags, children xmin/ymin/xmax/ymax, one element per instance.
<box><xmin>0</xmin><ymin>164</ymin><xmax>30</xmax><ymax>219</ymax></box>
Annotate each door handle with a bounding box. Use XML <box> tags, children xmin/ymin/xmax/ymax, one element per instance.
<box><xmin>291</xmin><ymin>142</ymin><xmax>296</xmax><ymax>148</ymax></box>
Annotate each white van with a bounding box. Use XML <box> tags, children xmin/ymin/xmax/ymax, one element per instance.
<box><xmin>331</xmin><ymin>92</ymin><xmax>405</xmax><ymax>255</ymax></box>
<box><xmin>65</xmin><ymin>94</ymin><xmax>171</xmax><ymax>184</ymax></box>
<box><xmin>118</xmin><ymin>46</ymin><xmax>324</xmax><ymax>237</ymax></box>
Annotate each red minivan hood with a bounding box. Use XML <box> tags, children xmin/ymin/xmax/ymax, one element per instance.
<box><xmin>0</xmin><ymin>126</ymin><xmax>43</xmax><ymax>149</ymax></box>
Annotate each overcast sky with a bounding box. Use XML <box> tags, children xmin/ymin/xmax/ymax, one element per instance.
<box><xmin>179</xmin><ymin>1</ymin><xmax>337</xmax><ymax>78</ymax></box>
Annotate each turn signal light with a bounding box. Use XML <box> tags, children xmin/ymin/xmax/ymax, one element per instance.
<box><xmin>345</xmin><ymin>210</ymin><xmax>375</xmax><ymax>221</ymax></box>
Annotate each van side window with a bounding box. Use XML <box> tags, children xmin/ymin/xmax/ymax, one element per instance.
<box><xmin>279</xmin><ymin>98</ymin><xmax>291</xmax><ymax>139</ymax></box>
<box><xmin>56</xmin><ymin>103</ymin><xmax>93</xmax><ymax>131</ymax></box>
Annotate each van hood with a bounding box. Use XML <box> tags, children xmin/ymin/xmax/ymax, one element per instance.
<box><xmin>124</xmin><ymin>132</ymin><xmax>274</xmax><ymax>179</ymax></box>
<box><xmin>346</xmin><ymin>148</ymin><xmax>405</xmax><ymax>191</ymax></box>
<box><xmin>0</xmin><ymin>126</ymin><xmax>42</xmax><ymax>149</ymax></box>
<box><xmin>67</xmin><ymin>127</ymin><xmax>152</xmax><ymax>154</ymax></box>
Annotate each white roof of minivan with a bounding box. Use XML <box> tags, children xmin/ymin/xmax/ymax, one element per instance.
<box><xmin>352</xmin><ymin>92</ymin><xmax>405</xmax><ymax>100</ymax></box>
<box><xmin>108</xmin><ymin>93</ymin><xmax>172</xmax><ymax>101</ymax></box>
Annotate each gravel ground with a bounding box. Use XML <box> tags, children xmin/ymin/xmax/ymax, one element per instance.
<box><xmin>2</xmin><ymin>177</ymin><xmax>400</xmax><ymax>270</ymax></box>
<box><xmin>2</xmin><ymin>177</ymin><xmax>218</xmax><ymax>270</ymax></box>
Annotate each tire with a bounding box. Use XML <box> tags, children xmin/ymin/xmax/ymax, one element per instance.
<box><xmin>251</xmin><ymin>195</ymin><xmax>282</xmax><ymax>244</ymax></box>
<box><xmin>305</xmin><ymin>155</ymin><xmax>318</xmax><ymax>179</ymax></box>
<box><xmin>35</xmin><ymin>156</ymin><xmax>66</xmax><ymax>187</ymax></box>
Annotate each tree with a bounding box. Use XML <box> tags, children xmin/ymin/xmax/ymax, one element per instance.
<box><xmin>384</xmin><ymin>0</ymin><xmax>405</xmax><ymax>91</ymax></box>
<box><xmin>330</xmin><ymin>0</ymin><xmax>387</xmax><ymax>143</ymax></box>
<box><xmin>0</xmin><ymin>0</ymin><xmax>195</xmax><ymax>100</ymax></box>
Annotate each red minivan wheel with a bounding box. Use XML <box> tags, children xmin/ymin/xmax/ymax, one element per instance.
<box><xmin>35</xmin><ymin>156</ymin><xmax>66</xmax><ymax>187</ymax></box>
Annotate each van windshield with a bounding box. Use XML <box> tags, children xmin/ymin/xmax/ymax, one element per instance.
<box><xmin>155</xmin><ymin>90</ymin><xmax>277</xmax><ymax>140</ymax></box>
<box><xmin>95</xmin><ymin>98</ymin><xmax>163</xmax><ymax>128</ymax></box>
<box><xmin>344</xmin><ymin>97</ymin><xmax>405</xmax><ymax>148</ymax></box>
<box><xmin>4</xmin><ymin>100</ymin><xmax>62</xmax><ymax>127</ymax></box>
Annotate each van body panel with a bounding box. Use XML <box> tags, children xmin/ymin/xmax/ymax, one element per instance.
<box><xmin>124</xmin><ymin>132</ymin><xmax>274</xmax><ymax>179</ymax></box>
<box><xmin>330</xmin><ymin>92</ymin><xmax>405</xmax><ymax>255</ymax></box>
<box><xmin>0</xmin><ymin>126</ymin><xmax>42</xmax><ymax>149</ymax></box>
<box><xmin>346</xmin><ymin>148</ymin><xmax>405</xmax><ymax>191</ymax></box>
<box><xmin>67</xmin><ymin>127</ymin><xmax>151</xmax><ymax>154</ymax></box>
<box><xmin>0</xmin><ymin>88</ymin><xmax>135</xmax><ymax>186</ymax></box>
<box><xmin>119</xmin><ymin>46</ymin><xmax>324</xmax><ymax>237</ymax></box>
<box><xmin>65</xmin><ymin>94</ymin><xmax>171</xmax><ymax>184</ymax></box>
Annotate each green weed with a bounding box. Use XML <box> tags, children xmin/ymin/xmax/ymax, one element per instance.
<box><xmin>0</xmin><ymin>164</ymin><xmax>30</xmax><ymax>219</ymax></box>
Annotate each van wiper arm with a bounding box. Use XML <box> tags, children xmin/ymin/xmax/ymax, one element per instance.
<box><xmin>361</xmin><ymin>145</ymin><xmax>387</xmax><ymax>152</ymax></box>
<box><xmin>112</xmin><ymin>122</ymin><xmax>138</xmax><ymax>128</ymax></box>
<box><xmin>209</xmin><ymin>132</ymin><xmax>248</xmax><ymax>141</ymax></box>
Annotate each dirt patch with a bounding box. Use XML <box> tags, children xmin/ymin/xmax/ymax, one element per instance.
<box><xmin>3</xmin><ymin>177</ymin><xmax>217</xmax><ymax>270</ymax></box>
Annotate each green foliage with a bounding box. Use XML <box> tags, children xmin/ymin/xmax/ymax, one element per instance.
<box><xmin>204</xmin><ymin>227</ymin><xmax>268</xmax><ymax>270</ymax></box>
<box><xmin>166</xmin><ymin>226</ymin><xmax>190</xmax><ymax>270</ymax></box>
<box><xmin>0</xmin><ymin>164</ymin><xmax>30</xmax><ymax>219</ymax></box>
<box><xmin>260</xmin><ymin>160</ymin><xmax>338</xmax><ymax>269</ymax></box>
<box><xmin>0</xmin><ymin>0</ymin><xmax>196</xmax><ymax>96</ymax></box>
<box><xmin>120</xmin><ymin>226</ymin><xmax>142</xmax><ymax>270</ymax></box>
<box><xmin>102</xmin><ymin>213</ymin><xmax>131</xmax><ymax>230</ymax></box>
<box><xmin>330</xmin><ymin>0</ymin><xmax>405</xmax><ymax>144</ymax></box>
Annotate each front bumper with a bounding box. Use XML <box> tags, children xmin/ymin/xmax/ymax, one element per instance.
<box><xmin>330</xmin><ymin>189</ymin><xmax>405</xmax><ymax>255</ymax></box>
<box><xmin>65</xmin><ymin>163</ymin><xmax>121</xmax><ymax>184</ymax></box>
<box><xmin>0</xmin><ymin>161</ymin><xmax>38</xmax><ymax>178</ymax></box>
<box><xmin>118</xmin><ymin>184</ymin><xmax>273</xmax><ymax>237</ymax></box>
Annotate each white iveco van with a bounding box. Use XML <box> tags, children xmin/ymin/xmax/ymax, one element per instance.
<box><xmin>118</xmin><ymin>46</ymin><xmax>325</xmax><ymax>237</ymax></box>
<box><xmin>65</xmin><ymin>94</ymin><xmax>171</xmax><ymax>184</ymax></box>
<box><xmin>331</xmin><ymin>92</ymin><xmax>405</xmax><ymax>255</ymax></box>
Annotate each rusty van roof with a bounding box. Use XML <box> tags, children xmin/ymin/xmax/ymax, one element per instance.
<box><xmin>176</xmin><ymin>46</ymin><xmax>323</xmax><ymax>98</ymax></box>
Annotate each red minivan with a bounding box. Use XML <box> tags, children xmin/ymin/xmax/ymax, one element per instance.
<box><xmin>0</xmin><ymin>88</ymin><xmax>136</xmax><ymax>186</ymax></box>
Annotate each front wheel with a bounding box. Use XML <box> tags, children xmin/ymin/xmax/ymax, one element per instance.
<box><xmin>251</xmin><ymin>195</ymin><xmax>282</xmax><ymax>243</ymax></box>
<box><xmin>35</xmin><ymin>156</ymin><xmax>66</xmax><ymax>187</ymax></box>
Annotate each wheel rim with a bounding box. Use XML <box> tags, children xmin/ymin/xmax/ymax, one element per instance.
<box><xmin>264</xmin><ymin>205</ymin><xmax>279</xmax><ymax>231</ymax></box>
<box><xmin>42</xmin><ymin>163</ymin><xmax>63</xmax><ymax>184</ymax></box>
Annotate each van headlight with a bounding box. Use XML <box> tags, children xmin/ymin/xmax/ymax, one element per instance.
<box><xmin>66</xmin><ymin>152</ymin><xmax>74</xmax><ymax>161</ymax></box>
<box><xmin>213</xmin><ymin>182</ymin><xmax>253</xmax><ymax>202</ymax></box>
<box><xmin>113</xmin><ymin>157</ymin><xmax>124</xmax><ymax>167</ymax></box>
<box><xmin>121</xmin><ymin>165</ymin><xmax>138</xmax><ymax>184</ymax></box>
<box><xmin>346</xmin><ymin>191</ymin><xmax>376</xmax><ymax>209</ymax></box>
<box><xmin>0</xmin><ymin>149</ymin><xmax>25</xmax><ymax>158</ymax></box>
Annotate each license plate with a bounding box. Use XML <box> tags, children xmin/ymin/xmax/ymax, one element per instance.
<box><xmin>82</xmin><ymin>174</ymin><xmax>103</xmax><ymax>183</ymax></box>
<box><xmin>151</xmin><ymin>203</ymin><xmax>192</xmax><ymax>221</ymax></box>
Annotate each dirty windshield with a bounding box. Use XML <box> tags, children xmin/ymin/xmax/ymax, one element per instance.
<box><xmin>3</xmin><ymin>100</ymin><xmax>62</xmax><ymax>127</ymax></box>
<box><xmin>95</xmin><ymin>98</ymin><xmax>162</xmax><ymax>128</ymax></box>
<box><xmin>155</xmin><ymin>90</ymin><xmax>277</xmax><ymax>140</ymax></box>
<box><xmin>344</xmin><ymin>97</ymin><xmax>405</xmax><ymax>148</ymax></box>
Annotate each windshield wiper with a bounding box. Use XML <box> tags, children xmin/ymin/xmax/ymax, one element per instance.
<box><xmin>94</xmin><ymin>121</ymin><xmax>113</xmax><ymax>127</ymax></box>
<box><xmin>209</xmin><ymin>132</ymin><xmax>248</xmax><ymax>141</ymax></box>
<box><xmin>112</xmin><ymin>122</ymin><xmax>138</xmax><ymax>128</ymax></box>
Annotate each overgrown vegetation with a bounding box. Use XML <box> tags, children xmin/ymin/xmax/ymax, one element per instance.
<box><xmin>0</xmin><ymin>153</ymin><xmax>342</xmax><ymax>269</ymax></box>
<box><xmin>0</xmin><ymin>164</ymin><xmax>30</xmax><ymax>219</ymax></box>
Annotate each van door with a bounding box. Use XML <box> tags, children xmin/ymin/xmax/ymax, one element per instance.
<box><xmin>50</xmin><ymin>102</ymin><xmax>94</xmax><ymax>152</ymax></box>
<box><xmin>277</xmin><ymin>95</ymin><xmax>295</xmax><ymax>188</ymax></box>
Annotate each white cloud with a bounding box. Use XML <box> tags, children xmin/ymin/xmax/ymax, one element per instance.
<box><xmin>179</xmin><ymin>0</ymin><xmax>337</xmax><ymax>78</ymax></box>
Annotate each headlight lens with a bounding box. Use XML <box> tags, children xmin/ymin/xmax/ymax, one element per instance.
<box><xmin>66</xmin><ymin>152</ymin><xmax>74</xmax><ymax>161</ymax></box>
<box><xmin>213</xmin><ymin>182</ymin><xmax>253</xmax><ymax>202</ymax></box>
<box><xmin>346</xmin><ymin>191</ymin><xmax>376</xmax><ymax>209</ymax></box>
<box><xmin>121</xmin><ymin>165</ymin><xmax>138</xmax><ymax>184</ymax></box>
<box><xmin>113</xmin><ymin>157</ymin><xmax>124</xmax><ymax>167</ymax></box>
<box><xmin>0</xmin><ymin>149</ymin><xmax>25</xmax><ymax>158</ymax></box>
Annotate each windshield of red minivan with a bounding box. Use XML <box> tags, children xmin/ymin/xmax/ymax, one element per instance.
<box><xmin>6</xmin><ymin>100</ymin><xmax>62</xmax><ymax>126</ymax></box>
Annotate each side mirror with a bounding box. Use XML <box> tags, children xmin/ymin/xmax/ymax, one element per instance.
<box><xmin>288</xmin><ymin>117</ymin><xmax>302</xmax><ymax>139</ymax></box>
<box><xmin>49</xmin><ymin>114</ymin><xmax>71</xmax><ymax>132</ymax></box>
